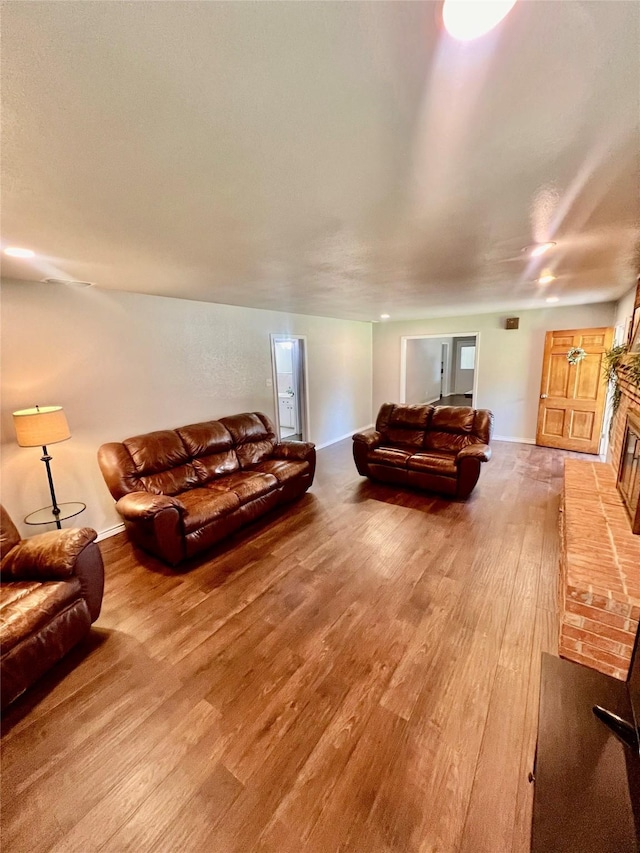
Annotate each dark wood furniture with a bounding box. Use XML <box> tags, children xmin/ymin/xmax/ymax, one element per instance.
<box><xmin>532</xmin><ymin>653</ymin><xmax>640</xmax><ymax>852</ymax></box>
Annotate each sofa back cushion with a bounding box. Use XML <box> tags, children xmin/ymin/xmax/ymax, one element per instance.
<box><xmin>472</xmin><ymin>409</ymin><xmax>493</xmax><ymax>445</ymax></box>
<box><xmin>220</xmin><ymin>413</ymin><xmax>277</xmax><ymax>469</ymax></box>
<box><xmin>98</xmin><ymin>412</ymin><xmax>280</xmax><ymax>499</ymax></box>
<box><xmin>177</xmin><ymin>421</ymin><xmax>239</xmax><ymax>483</ymax></box>
<box><xmin>376</xmin><ymin>404</ymin><xmax>432</xmax><ymax>449</ymax></box>
<box><xmin>123</xmin><ymin>430</ymin><xmax>199</xmax><ymax>496</ymax></box>
<box><xmin>425</xmin><ymin>406</ymin><xmax>493</xmax><ymax>452</ymax></box>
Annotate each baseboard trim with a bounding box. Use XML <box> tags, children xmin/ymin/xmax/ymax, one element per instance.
<box><xmin>493</xmin><ymin>435</ymin><xmax>536</xmax><ymax>445</ymax></box>
<box><xmin>96</xmin><ymin>523</ymin><xmax>125</xmax><ymax>542</ymax></box>
<box><xmin>316</xmin><ymin>424</ymin><xmax>373</xmax><ymax>451</ymax></box>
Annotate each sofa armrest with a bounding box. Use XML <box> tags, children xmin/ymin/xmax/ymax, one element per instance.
<box><xmin>115</xmin><ymin>491</ymin><xmax>185</xmax><ymax>521</ymax></box>
<box><xmin>272</xmin><ymin>441</ymin><xmax>315</xmax><ymax>462</ymax></box>
<box><xmin>352</xmin><ymin>429</ymin><xmax>382</xmax><ymax>449</ymax></box>
<box><xmin>0</xmin><ymin>527</ymin><xmax>98</xmax><ymax>581</ymax></box>
<box><xmin>456</xmin><ymin>444</ymin><xmax>492</xmax><ymax>464</ymax></box>
<box><xmin>73</xmin><ymin>539</ymin><xmax>105</xmax><ymax>622</ymax></box>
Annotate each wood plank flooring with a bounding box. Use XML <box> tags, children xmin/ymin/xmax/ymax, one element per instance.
<box><xmin>1</xmin><ymin>438</ymin><xmax>574</xmax><ymax>852</ymax></box>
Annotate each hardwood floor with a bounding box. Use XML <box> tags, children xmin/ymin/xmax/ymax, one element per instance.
<box><xmin>437</xmin><ymin>394</ymin><xmax>474</xmax><ymax>407</ymax></box>
<box><xmin>2</xmin><ymin>438</ymin><xmax>571</xmax><ymax>853</ymax></box>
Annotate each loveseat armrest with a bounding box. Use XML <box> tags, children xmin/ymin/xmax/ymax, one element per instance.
<box><xmin>115</xmin><ymin>492</ymin><xmax>185</xmax><ymax>521</ymax></box>
<box><xmin>1</xmin><ymin>527</ymin><xmax>98</xmax><ymax>581</ymax></box>
<box><xmin>456</xmin><ymin>444</ymin><xmax>492</xmax><ymax>464</ymax></box>
<box><xmin>352</xmin><ymin>429</ymin><xmax>382</xmax><ymax>449</ymax></box>
<box><xmin>272</xmin><ymin>441</ymin><xmax>315</xmax><ymax>462</ymax></box>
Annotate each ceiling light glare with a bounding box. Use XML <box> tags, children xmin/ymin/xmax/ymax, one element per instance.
<box><xmin>380</xmin><ymin>314</ymin><xmax>391</xmax><ymax>320</ymax></box>
<box><xmin>4</xmin><ymin>246</ymin><xmax>35</xmax><ymax>258</ymax></box>
<box><xmin>538</xmin><ymin>274</ymin><xmax>556</xmax><ymax>285</ymax></box>
<box><xmin>546</xmin><ymin>296</ymin><xmax>559</xmax><ymax>303</ymax></box>
<box><xmin>442</xmin><ymin>0</ymin><xmax>517</xmax><ymax>41</ymax></box>
<box><xmin>530</xmin><ymin>242</ymin><xmax>556</xmax><ymax>257</ymax></box>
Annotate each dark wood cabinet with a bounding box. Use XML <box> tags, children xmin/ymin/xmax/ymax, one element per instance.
<box><xmin>531</xmin><ymin>654</ymin><xmax>640</xmax><ymax>852</ymax></box>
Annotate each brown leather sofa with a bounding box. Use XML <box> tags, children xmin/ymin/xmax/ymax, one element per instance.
<box><xmin>0</xmin><ymin>505</ymin><xmax>104</xmax><ymax>709</ymax></box>
<box><xmin>353</xmin><ymin>403</ymin><xmax>493</xmax><ymax>499</ymax></box>
<box><xmin>98</xmin><ymin>412</ymin><xmax>315</xmax><ymax>567</ymax></box>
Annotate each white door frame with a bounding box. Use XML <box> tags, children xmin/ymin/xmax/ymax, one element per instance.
<box><xmin>400</xmin><ymin>332</ymin><xmax>480</xmax><ymax>405</ymax></box>
<box><xmin>270</xmin><ymin>334</ymin><xmax>310</xmax><ymax>441</ymax></box>
<box><xmin>600</xmin><ymin>322</ymin><xmax>626</xmax><ymax>458</ymax></box>
<box><xmin>441</xmin><ymin>341</ymin><xmax>451</xmax><ymax>398</ymax></box>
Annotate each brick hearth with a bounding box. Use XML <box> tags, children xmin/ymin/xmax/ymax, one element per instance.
<box><xmin>559</xmin><ymin>459</ymin><xmax>640</xmax><ymax>680</ymax></box>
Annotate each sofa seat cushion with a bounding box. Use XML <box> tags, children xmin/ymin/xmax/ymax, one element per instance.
<box><xmin>250</xmin><ymin>459</ymin><xmax>309</xmax><ymax>484</ymax></box>
<box><xmin>207</xmin><ymin>471</ymin><xmax>278</xmax><ymax>505</ymax></box>
<box><xmin>369</xmin><ymin>447</ymin><xmax>412</xmax><ymax>467</ymax></box>
<box><xmin>407</xmin><ymin>451</ymin><xmax>458</xmax><ymax>476</ymax></box>
<box><xmin>0</xmin><ymin>578</ymin><xmax>82</xmax><ymax>654</ymax></box>
<box><xmin>176</xmin><ymin>488</ymin><xmax>241</xmax><ymax>533</ymax></box>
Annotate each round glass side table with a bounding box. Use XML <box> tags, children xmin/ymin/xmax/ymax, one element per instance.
<box><xmin>25</xmin><ymin>502</ymin><xmax>86</xmax><ymax>530</ymax></box>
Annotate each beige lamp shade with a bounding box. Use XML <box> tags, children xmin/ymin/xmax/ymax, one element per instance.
<box><xmin>13</xmin><ymin>406</ymin><xmax>71</xmax><ymax>447</ymax></box>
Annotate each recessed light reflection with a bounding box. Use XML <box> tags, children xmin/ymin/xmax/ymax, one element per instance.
<box><xmin>442</xmin><ymin>0</ymin><xmax>517</xmax><ymax>41</ymax></box>
<box><xmin>530</xmin><ymin>242</ymin><xmax>556</xmax><ymax>257</ymax></box>
<box><xmin>4</xmin><ymin>247</ymin><xmax>35</xmax><ymax>258</ymax></box>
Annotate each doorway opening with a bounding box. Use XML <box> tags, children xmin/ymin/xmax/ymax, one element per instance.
<box><xmin>401</xmin><ymin>333</ymin><xmax>479</xmax><ymax>407</ymax></box>
<box><xmin>270</xmin><ymin>335</ymin><xmax>309</xmax><ymax>442</ymax></box>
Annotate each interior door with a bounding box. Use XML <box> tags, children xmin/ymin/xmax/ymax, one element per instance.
<box><xmin>270</xmin><ymin>334</ymin><xmax>308</xmax><ymax>441</ymax></box>
<box><xmin>536</xmin><ymin>327</ymin><xmax>614</xmax><ymax>453</ymax></box>
<box><xmin>453</xmin><ymin>337</ymin><xmax>476</xmax><ymax>395</ymax></box>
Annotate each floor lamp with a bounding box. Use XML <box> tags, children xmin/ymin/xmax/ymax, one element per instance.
<box><xmin>13</xmin><ymin>405</ymin><xmax>71</xmax><ymax>529</ymax></box>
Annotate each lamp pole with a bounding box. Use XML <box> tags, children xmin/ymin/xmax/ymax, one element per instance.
<box><xmin>40</xmin><ymin>444</ymin><xmax>62</xmax><ymax>528</ymax></box>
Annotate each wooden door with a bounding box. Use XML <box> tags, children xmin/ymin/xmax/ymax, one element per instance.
<box><xmin>536</xmin><ymin>327</ymin><xmax>614</xmax><ymax>453</ymax></box>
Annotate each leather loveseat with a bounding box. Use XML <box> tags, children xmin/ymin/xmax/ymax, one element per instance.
<box><xmin>0</xmin><ymin>505</ymin><xmax>104</xmax><ymax>709</ymax></box>
<box><xmin>353</xmin><ymin>403</ymin><xmax>493</xmax><ymax>499</ymax></box>
<box><xmin>98</xmin><ymin>412</ymin><xmax>315</xmax><ymax>566</ymax></box>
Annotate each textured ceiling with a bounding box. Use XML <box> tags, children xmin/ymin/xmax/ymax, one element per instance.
<box><xmin>1</xmin><ymin>1</ymin><xmax>638</xmax><ymax>321</ymax></box>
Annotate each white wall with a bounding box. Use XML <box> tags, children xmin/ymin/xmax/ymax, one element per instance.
<box><xmin>1</xmin><ymin>280</ymin><xmax>372</xmax><ymax>537</ymax></box>
<box><xmin>614</xmin><ymin>284</ymin><xmax>638</xmax><ymax>338</ymax></box>
<box><xmin>405</xmin><ymin>337</ymin><xmax>452</xmax><ymax>404</ymax></box>
<box><xmin>374</xmin><ymin>303</ymin><xmax>616</xmax><ymax>443</ymax></box>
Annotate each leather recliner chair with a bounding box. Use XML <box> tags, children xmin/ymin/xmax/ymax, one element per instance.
<box><xmin>0</xmin><ymin>505</ymin><xmax>105</xmax><ymax>709</ymax></box>
<box><xmin>353</xmin><ymin>403</ymin><xmax>493</xmax><ymax>499</ymax></box>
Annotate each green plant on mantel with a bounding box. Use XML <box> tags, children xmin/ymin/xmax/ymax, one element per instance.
<box><xmin>603</xmin><ymin>343</ymin><xmax>640</xmax><ymax>423</ymax></box>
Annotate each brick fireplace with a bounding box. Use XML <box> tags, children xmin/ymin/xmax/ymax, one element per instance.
<box><xmin>558</xmin><ymin>360</ymin><xmax>640</xmax><ymax>680</ymax></box>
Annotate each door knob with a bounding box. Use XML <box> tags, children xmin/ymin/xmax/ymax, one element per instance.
<box><xmin>540</xmin><ymin>394</ymin><xmax>548</xmax><ymax>399</ymax></box>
